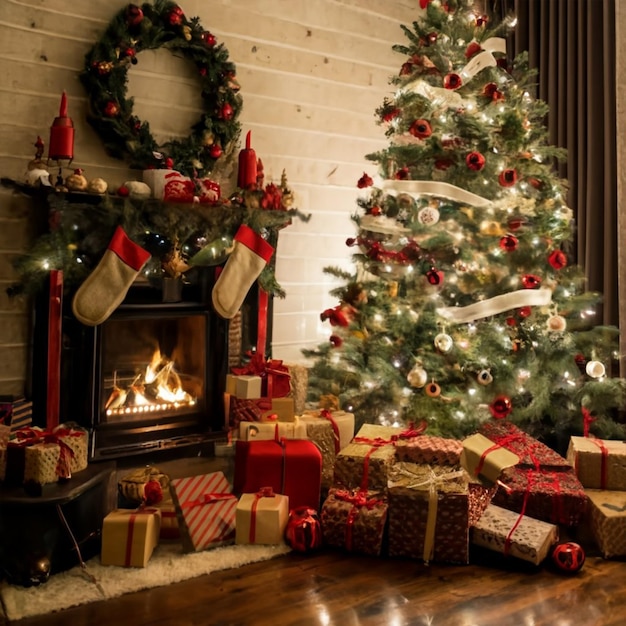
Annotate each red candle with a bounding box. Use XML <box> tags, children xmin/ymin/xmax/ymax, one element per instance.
<box><xmin>237</xmin><ymin>130</ymin><xmax>257</xmax><ymax>189</ymax></box>
<box><xmin>48</xmin><ymin>91</ymin><xmax>74</xmax><ymax>162</ymax></box>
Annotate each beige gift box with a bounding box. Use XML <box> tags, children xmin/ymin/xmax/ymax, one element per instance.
<box><xmin>567</xmin><ymin>436</ymin><xmax>626</xmax><ymax>490</ymax></box>
<box><xmin>460</xmin><ymin>433</ymin><xmax>520</xmax><ymax>484</ymax></box>
<box><xmin>101</xmin><ymin>508</ymin><xmax>161</xmax><ymax>567</ymax></box>
<box><xmin>585</xmin><ymin>489</ymin><xmax>626</xmax><ymax>558</ymax></box>
<box><xmin>236</xmin><ymin>490</ymin><xmax>289</xmax><ymax>545</ymax></box>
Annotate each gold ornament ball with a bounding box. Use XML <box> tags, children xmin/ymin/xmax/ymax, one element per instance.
<box><xmin>407</xmin><ymin>363</ymin><xmax>428</xmax><ymax>388</ymax></box>
<box><xmin>547</xmin><ymin>314</ymin><xmax>567</xmax><ymax>332</ymax></box>
<box><xmin>585</xmin><ymin>360</ymin><xmax>606</xmax><ymax>379</ymax></box>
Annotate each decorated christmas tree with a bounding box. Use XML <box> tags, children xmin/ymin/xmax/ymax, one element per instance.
<box><xmin>304</xmin><ymin>0</ymin><xmax>626</xmax><ymax>451</ymax></box>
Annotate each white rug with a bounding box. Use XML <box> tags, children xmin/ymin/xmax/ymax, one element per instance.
<box><xmin>0</xmin><ymin>541</ymin><xmax>291</xmax><ymax>621</ymax></box>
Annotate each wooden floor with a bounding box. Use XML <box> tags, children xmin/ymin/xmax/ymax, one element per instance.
<box><xmin>3</xmin><ymin>541</ymin><xmax>625</xmax><ymax>626</ymax></box>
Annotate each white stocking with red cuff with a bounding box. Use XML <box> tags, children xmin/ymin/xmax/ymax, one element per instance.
<box><xmin>72</xmin><ymin>226</ymin><xmax>151</xmax><ymax>326</ymax></box>
<box><xmin>212</xmin><ymin>224</ymin><xmax>274</xmax><ymax>319</ymax></box>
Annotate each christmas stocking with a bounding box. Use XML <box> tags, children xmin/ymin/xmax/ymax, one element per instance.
<box><xmin>72</xmin><ymin>226</ymin><xmax>151</xmax><ymax>326</ymax></box>
<box><xmin>212</xmin><ymin>224</ymin><xmax>274</xmax><ymax>319</ymax></box>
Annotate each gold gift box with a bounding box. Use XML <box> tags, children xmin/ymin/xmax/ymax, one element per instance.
<box><xmin>236</xmin><ymin>491</ymin><xmax>289</xmax><ymax>545</ymax></box>
<box><xmin>460</xmin><ymin>433</ymin><xmax>519</xmax><ymax>484</ymax></box>
<box><xmin>101</xmin><ymin>508</ymin><xmax>161</xmax><ymax>567</ymax></box>
<box><xmin>585</xmin><ymin>489</ymin><xmax>626</xmax><ymax>558</ymax></box>
<box><xmin>567</xmin><ymin>436</ymin><xmax>626</xmax><ymax>490</ymax></box>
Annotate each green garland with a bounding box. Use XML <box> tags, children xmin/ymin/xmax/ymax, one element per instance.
<box><xmin>80</xmin><ymin>1</ymin><xmax>242</xmax><ymax>177</ymax></box>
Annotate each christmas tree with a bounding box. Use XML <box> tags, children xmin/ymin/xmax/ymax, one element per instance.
<box><xmin>304</xmin><ymin>0</ymin><xmax>626</xmax><ymax>451</ymax></box>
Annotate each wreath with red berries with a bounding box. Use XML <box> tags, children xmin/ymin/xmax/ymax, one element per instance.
<box><xmin>80</xmin><ymin>1</ymin><xmax>242</xmax><ymax>177</ymax></box>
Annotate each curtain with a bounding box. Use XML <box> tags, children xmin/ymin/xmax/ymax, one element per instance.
<box><xmin>491</xmin><ymin>0</ymin><xmax>618</xmax><ymax>328</ymax></box>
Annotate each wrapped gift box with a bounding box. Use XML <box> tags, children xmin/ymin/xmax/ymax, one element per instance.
<box><xmin>460</xmin><ymin>433</ymin><xmax>519</xmax><ymax>484</ymax></box>
<box><xmin>142</xmin><ymin>169</ymin><xmax>220</xmax><ymax>203</ymax></box>
<box><xmin>236</xmin><ymin>488</ymin><xmax>289</xmax><ymax>545</ymax></box>
<box><xmin>471</xmin><ymin>504</ymin><xmax>559</xmax><ymax>565</ymax></box>
<box><xmin>0</xmin><ymin>396</ymin><xmax>33</xmax><ymax>433</ymax></box>
<box><xmin>235</xmin><ymin>375</ymin><xmax>263</xmax><ymax>399</ymax></box>
<box><xmin>320</xmin><ymin>487</ymin><xmax>388</xmax><ymax>556</ymax></box>
<box><xmin>234</xmin><ymin>438</ymin><xmax>322</xmax><ymax>511</ymax></box>
<box><xmin>298</xmin><ymin>415</ymin><xmax>338</xmax><ymax>489</ymax></box>
<box><xmin>101</xmin><ymin>508</ymin><xmax>161</xmax><ymax>567</ymax></box>
<box><xmin>395</xmin><ymin>434</ymin><xmax>463</xmax><ymax>466</ymax></box>
<box><xmin>334</xmin><ymin>424</ymin><xmax>402</xmax><ymax>491</ymax></box>
<box><xmin>299</xmin><ymin>409</ymin><xmax>355</xmax><ymax>451</ymax></box>
<box><xmin>566</xmin><ymin>436</ymin><xmax>626</xmax><ymax>490</ymax></box>
<box><xmin>230</xmin><ymin>397</ymin><xmax>295</xmax><ymax>428</ymax></box>
<box><xmin>155</xmin><ymin>502</ymin><xmax>180</xmax><ymax>540</ymax></box>
<box><xmin>493</xmin><ymin>466</ymin><xmax>587</xmax><ymax>526</ymax></box>
<box><xmin>479</xmin><ymin>421</ymin><xmax>572</xmax><ymax>471</ymax></box>
<box><xmin>170</xmin><ymin>471</ymin><xmax>238</xmax><ymax>552</ymax></box>
<box><xmin>585</xmin><ymin>489</ymin><xmax>626</xmax><ymax>558</ymax></box>
<box><xmin>284</xmin><ymin>362</ymin><xmax>309</xmax><ymax>414</ymax></box>
<box><xmin>387</xmin><ymin>462</ymin><xmax>470</xmax><ymax>564</ymax></box>
<box><xmin>239</xmin><ymin>419</ymin><xmax>306</xmax><ymax>442</ymax></box>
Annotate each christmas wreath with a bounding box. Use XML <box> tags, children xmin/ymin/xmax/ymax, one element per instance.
<box><xmin>80</xmin><ymin>0</ymin><xmax>242</xmax><ymax>177</ymax></box>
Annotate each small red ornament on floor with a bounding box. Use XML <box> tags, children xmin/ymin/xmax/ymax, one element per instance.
<box><xmin>285</xmin><ymin>507</ymin><xmax>322</xmax><ymax>553</ymax></box>
<box><xmin>551</xmin><ymin>542</ymin><xmax>585</xmax><ymax>574</ymax></box>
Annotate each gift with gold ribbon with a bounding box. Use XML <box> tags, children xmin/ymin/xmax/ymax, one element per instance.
<box><xmin>320</xmin><ymin>487</ymin><xmax>388</xmax><ymax>556</ymax></box>
<box><xmin>236</xmin><ymin>486</ymin><xmax>289</xmax><ymax>545</ymax></box>
<box><xmin>387</xmin><ymin>462</ymin><xmax>470</xmax><ymax>564</ymax></box>
<box><xmin>101</xmin><ymin>506</ymin><xmax>162</xmax><ymax>567</ymax></box>
<box><xmin>170</xmin><ymin>471</ymin><xmax>238</xmax><ymax>552</ymax></box>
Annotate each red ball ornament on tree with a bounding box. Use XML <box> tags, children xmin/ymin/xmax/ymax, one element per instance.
<box><xmin>409</xmin><ymin>119</ymin><xmax>433</xmax><ymax>139</ymax></box>
<box><xmin>426</xmin><ymin>267</ymin><xmax>444</xmax><ymax>286</ymax></box>
<box><xmin>517</xmin><ymin>306</ymin><xmax>532</xmax><ymax>319</ymax></box>
<box><xmin>167</xmin><ymin>6</ymin><xmax>184</xmax><ymax>26</ymax></box>
<box><xmin>522</xmin><ymin>274</ymin><xmax>542</xmax><ymax>289</ymax></box>
<box><xmin>499</xmin><ymin>234</ymin><xmax>518</xmax><ymax>252</ymax></box>
<box><xmin>443</xmin><ymin>73</ymin><xmax>462</xmax><ymax>90</ymax></box>
<box><xmin>465</xmin><ymin>41</ymin><xmax>482</xmax><ymax>59</ymax></box>
<box><xmin>125</xmin><ymin>4</ymin><xmax>144</xmax><ymax>27</ymax></box>
<box><xmin>220</xmin><ymin>103</ymin><xmax>234</xmax><ymax>120</ymax></box>
<box><xmin>548</xmin><ymin>249</ymin><xmax>568</xmax><ymax>270</ymax></box>
<box><xmin>551</xmin><ymin>542</ymin><xmax>585</xmax><ymax>574</ymax></box>
<box><xmin>489</xmin><ymin>395</ymin><xmax>512</xmax><ymax>419</ymax></box>
<box><xmin>382</xmin><ymin>107</ymin><xmax>401</xmax><ymax>123</ymax></box>
<box><xmin>209</xmin><ymin>144</ymin><xmax>222</xmax><ymax>159</ymax></box>
<box><xmin>499</xmin><ymin>169</ymin><xmax>518</xmax><ymax>187</ymax></box>
<box><xmin>285</xmin><ymin>507</ymin><xmax>322</xmax><ymax>553</ymax></box>
<box><xmin>466</xmin><ymin>151</ymin><xmax>485</xmax><ymax>171</ymax></box>
<box><xmin>104</xmin><ymin>101</ymin><xmax>120</xmax><ymax>117</ymax></box>
<box><xmin>202</xmin><ymin>31</ymin><xmax>217</xmax><ymax>46</ymax></box>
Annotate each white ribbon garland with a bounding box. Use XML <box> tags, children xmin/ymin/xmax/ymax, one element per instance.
<box><xmin>382</xmin><ymin>179</ymin><xmax>493</xmax><ymax>208</ymax></box>
<box><xmin>438</xmin><ymin>288</ymin><xmax>553</xmax><ymax>324</ymax></box>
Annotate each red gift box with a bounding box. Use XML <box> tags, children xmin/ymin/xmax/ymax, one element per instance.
<box><xmin>234</xmin><ymin>438</ymin><xmax>322</xmax><ymax>510</ymax></box>
<box><xmin>170</xmin><ymin>472</ymin><xmax>238</xmax><ymax>552</ymax></box>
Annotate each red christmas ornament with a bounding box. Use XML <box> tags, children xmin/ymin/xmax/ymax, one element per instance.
<box><xmin>202</xmin><ymin>31</ymin><xmax>217</xmax><ymax>46</ymax></box>
<box><xmin>499</xmin><ymin>169</ymin><xmax>518</xmax><ymax>187</ymax></box>
<box><xmin>167</xmin><ymin>6</ymin><xmax>184</xmax><ymax>26</ymax></box>
<box><xmin>489</xmin><ymin>395</ymin><xmax>512</xmax><ymax>419</ymax></box>
<box><xmin>382</xmin><ymin>107</ymin><xmax>401</xmax><ymax>123</ymax></box>
<box><xmin>209</xmin><ymin>144</ymin><xmax>222</xmax><ymax>158</ymax></box>
<box><xmin>285</xmin><ymin>507</ymin><xmax>322</xmax><ymax>553</ymax></box>
<box><xmin>548</xmin><ymin>249</ymin><xmax>568</xmax><ymax>270</ymax></box>
<box><xmin>483</xmin><ymin>82</ymin><xmax>503</xmax><ymax>101</ymax></box>
<box><xmin>505</xmin><ymin>316</ymin><xmax>516</xmax><ymax>327</ymax></box>
<box><xmin>522</xmin><ymin>274</ymin><xmax>542</xmax><ymax>289</ymax></box>
<box><xmin>465</xmin><ymin>41</ymin><xmax>482</xmax><ymax>59</ymax></box>
<box><xmin>443</xmin><ymin>73</ymin><xmax>462</xmax><ymax>90</ymax></box>
<box><xmin>143</xmin><ymin>480</ymin><xmax>163</xmax><ymax>506</ymax></box>
<box><xmin>528</xmin><ymin>177</ymin><xmax>543</xmax><ymax>189</ymax></box>
<box><xmin>499</xmin><ymin>234</ymin><xmax>518</xmax><ymax>252</ymax></box>
<box><xmin>551</xmin><ymin>542</ymin><xmax>585</xmax><ymax>574</ymax></box>
<box><xmin>476</xmin><ymin>14</ymin><xmax>489</xmax><ymax>27</ymax></box>
<box><xmin>357</xmin><ymin>172</ymin><xmax>374</xmax><ymax>188</ymax></box>
<box><xmin>394</xmin><ymin>167</ymin><xmax>410</xmax><ymax>180</ymax></box>
<box><xmin>125</xmin><ymin>4</ymin><xmax>144</xmax><ymax>27</ymax></box>
<box><xmin>399</xmin><ymin>61</ymin><xmax>414</xmax><ymax>76</ymax></box>
<box><xmin>409</xmin><ymin>119</ymin><xmax>433</xmax><ymax>139</ymax></box>
<box><xmin>426</xmin><ymin>32</ymin><xmax>438</xmax><ymax>45</ymax></box>
<box><xmin>220</xmin><ymin>103</ymin><xmax>234</xmax><ymax>120</ymax></box>
<box><xmin>117</xmin><ymin>185</ymin><xmax>130</xmax><ymax>197</ymax></box>
<box><xmin>104</xmin><ymin>101</ymin><xmax>120</xmax><ymax>117</ymax></box>
<box><xmin>517</xmin><ymin>306</ymin><xmax>532</xmax><ymax>318</ymax></box>
<box><xmin>435</xmin><ymin>158</ymin><xmax>454</xmax><ymax>170</ymax></box>
<box><xmin>329</xmin><ymin>334</ymin><xmax>343</xmax><ymax>348</ymax></box>
<box><xmin>346</xmin><ymin>237</ymin><xmax>357</xmax><ymax>247</ymax></box>
<box><xmin>508</xmin><ymin>217</ymin><xmax>526</xmax><ymax>231</ymax></box>
<box><xmin>466</xmin><ymin>151</ymin><xmax>485</xmax><ymax>171</ymax></box>
<box><xmin>426</xmin><ymin>267</ymin><xmax>444</xmax><ymax>286</ymax></box>
<box><xmin>164</xmin><ymin>157</ymin><xmax>175</xmax><ymax>169</ymax></box>
<box><xmin>369</xmin><ymin>205</ymin><xmax>382</xmax><ymax>216</ymax></box>
<box><xmin>425</xmin><ymin>381</ymin><xmax>441</xmax><ymax>397</ymax></box>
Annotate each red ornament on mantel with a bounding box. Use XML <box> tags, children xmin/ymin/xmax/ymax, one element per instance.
<box><xmin>48</xmin><ymin>91</ymin><xmax>74</xmax><ymax>163</ymax></box>
<box><xmin>237</xmin><ymin>130</ymin><xmax>257</xmax><ymax>189</ymax></box>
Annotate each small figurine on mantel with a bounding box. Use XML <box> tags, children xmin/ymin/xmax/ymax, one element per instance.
<box><xmin>23</xmin><ymin>136</ymin><xmax>51</xmax><ymax>187</ymax></box>
<box><xmin>65</xmin><ymin>167</ymin><xmax>88</xmax><ymax>192</ymax></box>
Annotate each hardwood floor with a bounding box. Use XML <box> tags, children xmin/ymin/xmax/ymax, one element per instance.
<box><xmin>3</xmin><ymin>540</ymin><xmax>625</xmax><ymax>626</ymax></box>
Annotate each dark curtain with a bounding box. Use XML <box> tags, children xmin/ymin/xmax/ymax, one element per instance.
<box><xmin>492</xmin><ymin>0</ymin><xmax>617</xmax><ymax>326</ymax></box>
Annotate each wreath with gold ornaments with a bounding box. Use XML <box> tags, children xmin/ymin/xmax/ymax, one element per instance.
<box><xmin>80</xmin><ymin>0</ymin><xmax>242</xmax><ymax>177</ymax></box>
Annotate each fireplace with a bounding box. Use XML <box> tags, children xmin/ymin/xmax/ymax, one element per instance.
<box><xmin>30</xmin><ymin>273</ymin><xmax>237</xmax><ymax>461</ymax></box>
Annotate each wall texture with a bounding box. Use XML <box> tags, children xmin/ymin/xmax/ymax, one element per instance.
<box><xmin>0</xmin><ymin>0</ymin><xmax>418</xmax><ymax>395</ymax></box>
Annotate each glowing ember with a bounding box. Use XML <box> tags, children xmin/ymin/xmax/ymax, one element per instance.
<box><xmin>105</xmin><ymin>349</ymin><xmax>196</xmax><ymax>416</ymax></box>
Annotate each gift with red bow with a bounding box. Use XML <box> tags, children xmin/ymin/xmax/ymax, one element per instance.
<box><xmin>231</xmin><ymin>352</ymin><xmax>292</xmax><ymax>400</ymax></box>
<box><xmin>235</xmin><ymin>486</ymin><xmax>289</xmax><ymax>545</ymax></box>
<box><xmin>170</xmin><ymin>471</ymin><xmax>238</xmax><ymax>552</ymax></box>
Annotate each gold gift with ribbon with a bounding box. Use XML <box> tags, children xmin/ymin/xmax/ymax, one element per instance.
<box><xmin>460</xmin><ymin>432</ymin><xmax>520</xmax><ymax>484</ymax></box>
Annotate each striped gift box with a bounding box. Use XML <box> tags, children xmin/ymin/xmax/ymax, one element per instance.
<box><xmin>170</xmin><ymin>471</ymin><xmax>237</xmax><ymax>552</ymax></box>
<box><xmin>0</xmin><ymin>397</ymin><xmax>33</xmax><ymax>433</ymax></box>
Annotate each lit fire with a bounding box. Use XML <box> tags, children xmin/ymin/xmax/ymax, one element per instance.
<box><xmin>105</xmin><ymin>349</ymin><xmax>196</xmax><ymax>416</ymax></box>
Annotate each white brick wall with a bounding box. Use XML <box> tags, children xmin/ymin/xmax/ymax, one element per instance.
<box><xmin>0</xmin><ymin>0</ymin><xmax>419</xmax><ymax>393</ymax></box>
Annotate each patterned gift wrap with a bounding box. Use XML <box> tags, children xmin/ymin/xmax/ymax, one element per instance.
<box><xmin>334</xmin><ymin>424</ymin><xmax>403</xmax><ymax>491</ymax></box>
<box><xmin>585</xmin><ymin>489</ymin><xmax>626</xmax><ymax>558</ymax></box>
<box><xmin>460</xmin><ymin>433</ymin><xmax>520</xmax><ymax>484</ymax></box>
<box><xmin>394</xmin><ymin>434</ymin><xmax>463</xmax><ymax>466</ymax></box>
<box><xmin>299</xmin><ymin>409</ymin><xmax>355</xmax><ymax>451</ymax></box>
<box><xmin>387</xmin><ymin>462</ymin><xmax>470</xmax><ymax>564</ymax></box>
<box><xmin>493</xmin><ymin>466</ymin><xmax>587</xmax><ymax>526</ymax></box>
<box><xmin>101</xmin><ymin>508</ymin><xmax>162</xmax><ymax>567</ymax></box>
<box><xmin>230</xmin><ymin>396</ymin><xmax>295</xmax><ymax>428</ymax></box>
<box><xmin>236</xmin><ymin>488</ymin><xmax>289</xmax><ymax>545</ymax></box>
<box><xmin>320</xmin><ymin>487</ymin><xmax>388</xmax><ymax>556</ymax></box>
<box><xmin>297</xmin><ymin>417</ymin><xmax>336</xmax><ymax>489</ymax></box>
<box><xmin>170</xmin><ymin>471</ymin><xmax>238</xmax><ymax>552</ymax></box>
<box><xmin>471</xmin><ymin>504</ymin><xmax>558</xmax><ymax>565</ymax></box>
<box><xmin>284</xmin><ymin>362</ymin><xmax>309</xmax><ymax>414</ymax></box>
<box><xmin>479</xmin><ymin>421</ymin><xmax>572</xmax><ymax>471</ymax></box>
<box><xmin>566</xmin><ymin>436</ymin><xmax>626</xmax><ymax>490</ymax></box>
